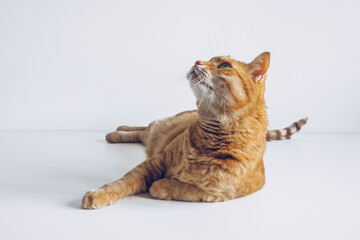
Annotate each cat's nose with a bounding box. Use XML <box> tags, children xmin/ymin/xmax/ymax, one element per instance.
<box><xmin>195</xmin><ymin>60</ymin><xmax>203</xmax><ymax>66</ymax></box>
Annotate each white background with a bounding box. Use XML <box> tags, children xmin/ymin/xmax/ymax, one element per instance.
<box><xmin>1</xmin><ymin>0</ymin><xmax>360</xmax><ymax>133</ymax></box>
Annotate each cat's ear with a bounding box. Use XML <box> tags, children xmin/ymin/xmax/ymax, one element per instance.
<box><xmin>248</xmin><ymin>52</ymin><xmax>270</xmax><ymax>83</ymax></box>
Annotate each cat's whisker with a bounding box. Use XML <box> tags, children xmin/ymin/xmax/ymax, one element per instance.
<box><xmin>206</xmin><ymin>81</ymin><xmax>215</xmax><ymax>113</ymax></box>
<box><xmin>199</xmin><ymin>79</ymin><xmax>209</xmax><ymax>101</ymax></box>
<box><xmin>197</xmin><ymin>87</ymin><xmax>206</xmax><ymax>107</ymax></box>
<box><xmin>197</xmin><ymin>79</ymin><xmax>210</xmax><ymax>108</ymax></box>
<box><xmin>193</xmin><ymin>75</ymin><xmax>202</xmax><ymax>82</ymax></box>
<box><xmin>189</xmin><ymin>75</ymin><xmax>200</xmax><ymax>83</ymax></box>
<box><xmin>191</xmin><ymin>76</ymin><xmax>206</xmax><ymax>88</ymax></box>
<box><xmin>194</xmin><ymin>79</ymin><xmax>205</xmax><ymax>87</ymax></box>
<box><xmin>190</xmin><ymin>77</ymin><xmax>204</xmax><ymax>88</ymax></box>
<box><xmin>220</xmin><ymin>98</ymin><xmax>226</xmax><ymax>115</ymax></box>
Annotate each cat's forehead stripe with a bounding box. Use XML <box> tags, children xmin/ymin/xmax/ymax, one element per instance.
<box><xmin>210</xmin><ymin>56</ymin><xmax>231</xmax><ymax>63</ymax></box>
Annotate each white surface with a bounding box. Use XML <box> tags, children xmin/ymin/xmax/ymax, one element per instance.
<box><xmin>1</xmin><ymin>0</ymin><xmax>360</xmax><ymax>132</ymax></box>
<box><xmin>0</xmin><ymin>131</ymin><xmax>359</xmax><ymax>240</ymax></box>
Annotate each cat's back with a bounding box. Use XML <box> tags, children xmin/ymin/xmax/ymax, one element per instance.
<box><xmin>145</xmin><ymin>110</ymin><xmax>198</xmax><ymax>157</ymax></box>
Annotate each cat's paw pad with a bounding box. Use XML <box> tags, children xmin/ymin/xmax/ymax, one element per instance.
<box><xmin>82</xmin><ymin>189</ymin><xmax>111</xmax><ymax>209</ymax></box>
<box><xmin>149</xmin><ymin>179</ymin><xmax>172</xmax><ymax>200</ymax></box>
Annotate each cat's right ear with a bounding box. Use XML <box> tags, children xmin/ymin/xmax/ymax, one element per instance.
<box><xmin>248</xmin><ymin>52</ymin><xmax>270</xmax><ymax>83</ymax></box>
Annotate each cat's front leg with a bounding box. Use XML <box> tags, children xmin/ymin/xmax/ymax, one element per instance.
<box><xmin>149</xmin><ymin>178</ymin><xmax>226</xmax><ymax>202</ymax></box>
<box><xmin>82</xmin><ymin>155</ymin><xmax>166</xmax><ymax>209</ymax></box>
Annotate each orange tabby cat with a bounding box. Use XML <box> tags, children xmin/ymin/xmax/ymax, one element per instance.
<box><xmin>82</xmin><ymin>52</ymin><xmax>307</xmax><ymax>209</ymax></box>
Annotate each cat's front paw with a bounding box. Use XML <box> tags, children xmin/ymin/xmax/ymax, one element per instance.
<box><xmin>82</xmin><ymin>189</ymin><xmax>112</xmax><ymax>209</ymax></box>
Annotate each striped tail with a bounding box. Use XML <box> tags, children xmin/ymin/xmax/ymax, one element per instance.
<box><xmin>266</xmin><ymin>117</ymin><xmax>308</xmax><ymax>141</ymax></box>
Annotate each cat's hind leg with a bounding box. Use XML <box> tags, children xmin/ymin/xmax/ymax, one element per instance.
<box><xmin>107</xmin><ymin>123</ymin><xmax>152</xmax><ymax>144</ymax></box>
<box><xmin>149</xmin><ymin>179</ymin><xmax>226</xmax><ymax>202</ymax></box>
<box><xmin>106</xmin><ymin>130</ymin><xmax>145</xmax><ymax>143</ymax></box>
<box><xmin>116</xmin><ymin>125</ymin><xmax>147</xmax><ymax>131</ymax></box>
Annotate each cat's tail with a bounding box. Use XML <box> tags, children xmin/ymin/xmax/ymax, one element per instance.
<box><xmin>266</xmin><ymin>117</ymin><xmax>308</xmax><ymax>141</ymax></box>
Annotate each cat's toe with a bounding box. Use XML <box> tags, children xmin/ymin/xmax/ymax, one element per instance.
<box><xmin>82</xmin><ymin>189</ymin><xmax>111</xmax><ymax>209</ymax></box>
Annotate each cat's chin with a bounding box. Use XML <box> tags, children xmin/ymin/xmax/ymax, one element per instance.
<box><xmin>186</xmin><ymin>67</ymin><xmax>196</xmax><ymax>81</ymax></box>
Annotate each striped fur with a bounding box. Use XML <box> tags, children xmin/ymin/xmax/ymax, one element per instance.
<box><xmin>266</xmin><ymin>117</ymin><xmax>308</xmax><ymax>141</ymax></box>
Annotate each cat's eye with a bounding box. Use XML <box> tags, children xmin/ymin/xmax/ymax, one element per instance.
<box><xmin>218</xmin><ymin>62</ymin><xmax>232</xmax><ymax>69</ymax></box>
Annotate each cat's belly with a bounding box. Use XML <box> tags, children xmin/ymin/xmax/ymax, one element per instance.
<box><xmin>145</xmin><ymin>110</ymin><xmax>198</xmax><ymax>157</ymax></box>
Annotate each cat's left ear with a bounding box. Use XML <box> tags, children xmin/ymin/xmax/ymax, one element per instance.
<box><xmin>248</xmin><ymin>52</ymin><xmax>270</xmax><ymax>83</ymax></box>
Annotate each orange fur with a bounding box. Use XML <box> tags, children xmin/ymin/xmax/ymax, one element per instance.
<box><xmin>82</xmin><ymin>52</ymin><xmax>304</xmax><ymax>209</ymax></box>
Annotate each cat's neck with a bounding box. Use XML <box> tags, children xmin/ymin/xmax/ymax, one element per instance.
<box><xmin>198</xmin><ymin>117</ymin><xmax>226</xmax><ymax>135</ymax></box>
<box><xmin>197</xmin><ymin>114</ymin><xmax>244</xmax><ymax>136</ymax></box>
<box><xmin>196</xmin><ymin>106</ymin><xmax>267</xmax><ymax>137</ymax></box>
<box><xmin>190</xmin><ymin>109</ymin><xmax>267</xmax><ymax>156</ymax></box>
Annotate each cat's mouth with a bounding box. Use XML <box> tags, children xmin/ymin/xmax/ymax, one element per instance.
<box><xmin>186</xmin><ymin>65</ymin><xmax>199</xmax><ymax>82</ymax></box>
<box><xmin>187</xmin><ymin>66</ymin><xmax>212</xmax><ymax>83</ymax></box>
<box><xmin>187</xmin><ymin>66</ymin><xmax>215</xmax><ymax>93</ymax></box>
<box><xmin>187</xmin><ymin>69</ymin><xmax>197</xmax><ymax>81</ymax></box>
<box><xmin>188</xmin><ymin>73</ymin><xmax>214</xmax><ymax>92</ymax></box>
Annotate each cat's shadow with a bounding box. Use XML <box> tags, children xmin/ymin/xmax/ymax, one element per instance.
<box><xmin>68</xmin><ymin>199</ymin><xmax>82</xmax><ymax>209</ymax></box>
<box><xmin>135</xmin><ymin>192</ymin><xmax>154</xmax><ymax>200</ymax></box>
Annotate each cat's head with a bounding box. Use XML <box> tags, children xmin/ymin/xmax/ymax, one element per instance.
<box><xmin>187</xmin><ymin>52</ymin><xmax>270</xmax><ymax>118</ymax></box>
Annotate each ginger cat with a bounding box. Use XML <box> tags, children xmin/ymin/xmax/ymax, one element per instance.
<box><xmin>82</xmin><ymin>52</ymin><xmax>307</xmax><ymax>209</ymax></box>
